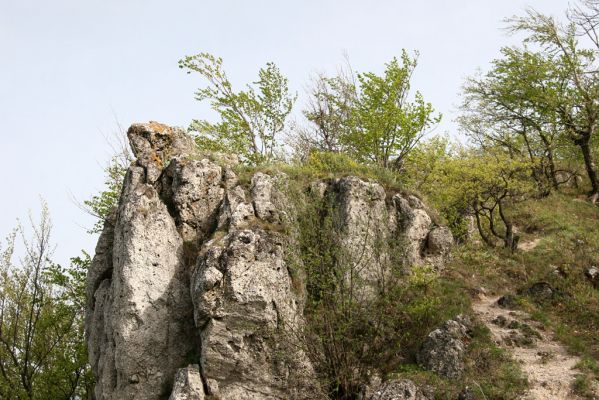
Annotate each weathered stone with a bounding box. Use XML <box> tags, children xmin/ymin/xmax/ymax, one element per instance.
<box><xmin>334</xmin><ymin>177</ymin><xmax>389</xmax><ymax>291</ymax></box>
<box><xmin>127</xmin><ymin>121</ymin><xmax>196</xmax><ymax>183</ymax></box>
<box><xmin>86</xmin><ymin>165</ymin><xmax>196</xmax><ymax>400</ymax></box>
<box><xmin>251</xmin><ymin>172</ymin><xmax>290</xmax><ymax>224</ymax></box>
<box><xmin>85</xmin><ymin>210</ymin><xmax>115</xmax><ymax>315</ymax></box>
<box><xmin>585</xmin><ymin>266</ymin><xmax>599</xmax><ymax>287</ymax></box>
<box><xmin>368</xmin><ymin>379</ymin><xmax>431</xmax><ymax>400</ymax></box>
<box><xmin>160</xmin><ymin>158</ymin><xmax>226</xmax><ymax>242</ymax></box>
<box><xmin>85</xmin><ymin>210</ymin><xmax>115</xmax><ymax>391</ymax></box>
<box><xmin>216</xmin><ymin>185</ymin><xmax>255</xmax><ymax>231</ymax></box>
<box><xmin>191</xmin><ymin>226</ymin><xmax>312</xmax><ymax>399</ymax></box>
<box><xmin>169</xmin><ymin>365</ymin><xmax>205</xmax><ymax>400</ymax></box>
<box><xmin>392</xmin><ymin>194</ymin><xmax>433</xmax><ymax>267</ymax></box>
<box><xmin>426</xmin><ymin>226</ymin><xmax>453</xmax><ymax>256</ymax></box>
<box><xmin>417</xmin><ymin>315</ymin><xmax>471</xmax><ymax>379</ymax></box>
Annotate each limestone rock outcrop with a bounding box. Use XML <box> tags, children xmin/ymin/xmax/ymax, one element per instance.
<box><xmin>85</xmin><ymin>122</ymin><xmax>454</xmax><ymax>400</ymax></box>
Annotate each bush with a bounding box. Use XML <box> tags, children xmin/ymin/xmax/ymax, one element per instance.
<box><xmin>294</xmin><ymin>189</ymin><xmax>468</xmax><ymax>399</ymax></box>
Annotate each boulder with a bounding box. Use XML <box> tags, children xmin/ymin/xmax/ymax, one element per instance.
<box><xmin>392</xmin><ymin>193</ymin><xmax>453</xmax><ymax>269</ymax></box>
<box><xmin>368</xmin><ymin>379</ymin><xmax>431</xmax><ymax>400</ymax></box>
<box><xmin>519</xmin><ymin>281</ymin><xmax>557</xmax><ymax>302</ymax></box>
<box><xmin>425</xmin><ymin>226</ymin><xmax>453</xmax><ymax>256</ymax></box>
<box><xmin>585</xmin><ymin>266</ymin><xmax>599</xmax><ymax>287</ymax></box>
<box><xmin>417</xmin><ymin>315</ymin><xmax>471</xmax><ymax>379</ymax></box>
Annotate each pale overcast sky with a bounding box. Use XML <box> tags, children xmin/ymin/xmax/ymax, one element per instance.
<box><xmin>0</xmin><ymin>0</ymin><xmax>569</xmax><ymax>265</ymax></box>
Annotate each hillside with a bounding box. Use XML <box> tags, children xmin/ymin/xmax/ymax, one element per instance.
<box><xmin>448</xmin><ymin>192</ymin><xmax>599</xmax><ymax>398</ymax></box>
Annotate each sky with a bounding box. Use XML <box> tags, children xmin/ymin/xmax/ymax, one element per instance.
<box><xmin>0</xmin><ymin>0</ymin><xmax>569</xmax><ymax>266</ymax></box>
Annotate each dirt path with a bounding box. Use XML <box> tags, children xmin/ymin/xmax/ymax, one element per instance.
<box><xmin>473</xmin><ymin>295</ymin><xmax>594</xmax><ymax>400</ymax></box>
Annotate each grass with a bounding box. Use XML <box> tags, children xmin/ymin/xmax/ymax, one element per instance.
<box><xmin>572</xmin><ymin>374</ymin><xmax>596</xmax><ymax>398</ymax></box>
<box><xmin>448</xmin><ymin>190</ymin><xmax>599</xmax><ymax>377</ymax></box>
<box><xmin>389</xmin><ymin>321</ymin><xmax>528</xmax><ymax>399</ymax></box>
<box><xmin>232</xmin><ymin>151</ymin><xmax>410</xmax><ymax>195</ymax></box>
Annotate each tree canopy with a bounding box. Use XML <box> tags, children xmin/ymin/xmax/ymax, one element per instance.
<box><xmin>179</xmin><ymin>53</ymin><xmax>296</xmax><ymax>164</ymax></box>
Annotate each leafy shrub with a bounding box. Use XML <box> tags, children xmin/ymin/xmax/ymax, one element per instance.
<box><xmin>293</xmin><ymin>189</ymin><xmax>467</xmax><ymax>399</ymax></box>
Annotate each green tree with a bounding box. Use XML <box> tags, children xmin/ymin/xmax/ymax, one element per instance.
<box><xmin>0</xmin><ymin>204</ymin><xmax>92</xmax><ymax>399</ymax></box>
<box><xmin>460</xmin><ymin>47</ymin><xmax>563</xmax><ymax>194</ymax></box>
<box><xmin>426</xmin><ymin>149</ymin><xmax>534</xmax><ymax>250</ymax></box>
<box><xmin>400</xmin><ymin>134</ymin><xmax>450</xmax><ymax>191</ymax></box>
<box><xmin>300</xmin><ymin>52</ymin><xmax>440</xmax><ymax>169</ymax></box>
<box><xmin>179</xmin><ymin>53</ymin><xmax>296</xmax><ymax>164</ymax></box>
<box><xmin>344</xmin><ymin>51</ymin><xmax>441</xmax><ymax>169</ymax></box>
<box><xmin>508</xmin><ymin>3</ymin><xmax>599</xmax><ymax>201</ymax></box>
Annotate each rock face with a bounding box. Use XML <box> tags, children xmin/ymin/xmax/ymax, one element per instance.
<box><xmin>86</xmin><ymin>123</ymin><xmax>204</xmax><ymax>400</ymax></box>
<box><xmin>85</xmin><ymin>122</ymin><xmax>454</xmax><ymax>400</ymax></box>
<box><xmin>169</xmin><ymin>366</ymin><xmax>205</xmax><ymax>400</ymax></box>
<box><xmin>391</xmin><ymin>193</ymin><xmax>452</xmax><ymax>269</ymax></box>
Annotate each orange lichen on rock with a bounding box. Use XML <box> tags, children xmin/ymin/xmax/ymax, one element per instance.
<box><xmin>147</xmin><ymin>121</ymin><xmax>172</xmax><ymax>135</ymax></box>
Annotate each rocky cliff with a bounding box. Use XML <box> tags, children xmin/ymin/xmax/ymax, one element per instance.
<box><xmin>85</xmin><ymin>122</ymin><xmax>453</xmax><ymax>400</ymax></box>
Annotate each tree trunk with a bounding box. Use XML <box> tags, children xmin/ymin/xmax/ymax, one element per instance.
<box><xmin>473</xmin><ymin>203</ymin><xmax>495</xmax><ymax>247</ymax></box>
<box><xmin>498</xmin><ymin>199</ymin><xmax>519</xmax><ymax>252</ymax></box>
<box><xmin>577</xmin><ymin>134</ymin><xmax>599</xmax><ymax>202</ymax></box>
<box><xmin>546</xmin><ymin>147</ymin><xmax>559</xmax><ymax>190</ymax></box>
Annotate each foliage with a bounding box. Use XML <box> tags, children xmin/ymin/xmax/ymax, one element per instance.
<box><xmin>0</xmin><ymin>204</ymin><xmax>92</xmax><ymax>399</ymax></box>
<box><xmin>84</xmin><ymin>142</ymin><xmax>131</xmax><ymax>234</ymax></box>
<box><xmin>346</xmin><ymin>51</ymin><xmax>441</xmax><ymax>168</ymax></box>
<box><xmin>506</xmin><ymin>3</ymin><xmax>599</xmax><ymax>200</ymax></box>
<box><xmin>294</xmin><ymin>189</ymin><xmax>467</xmax><ymax>399</ymax></box>
<box><xmin>399</xmin><ymin>135</ymin><xmax>450</xmax><ymax>191</ymax></box>
<box><xmin>460</xmin><ymin>47</ymin><xmax>563</xmax><ymax>194</ymax></box>
<box><xmin>425</xmin><ymin>149</ymin><xmax>535</xmax><ymax>249</ymax></box>
<box><xmin>299</xmin><ymin>51</ymin><xmax>440</xmax><ymax>169</ymax></box>
<box><xmin>179</xmin><ymin>53</ymin><xmax>296</xmax><ymax>164</ymax></box>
